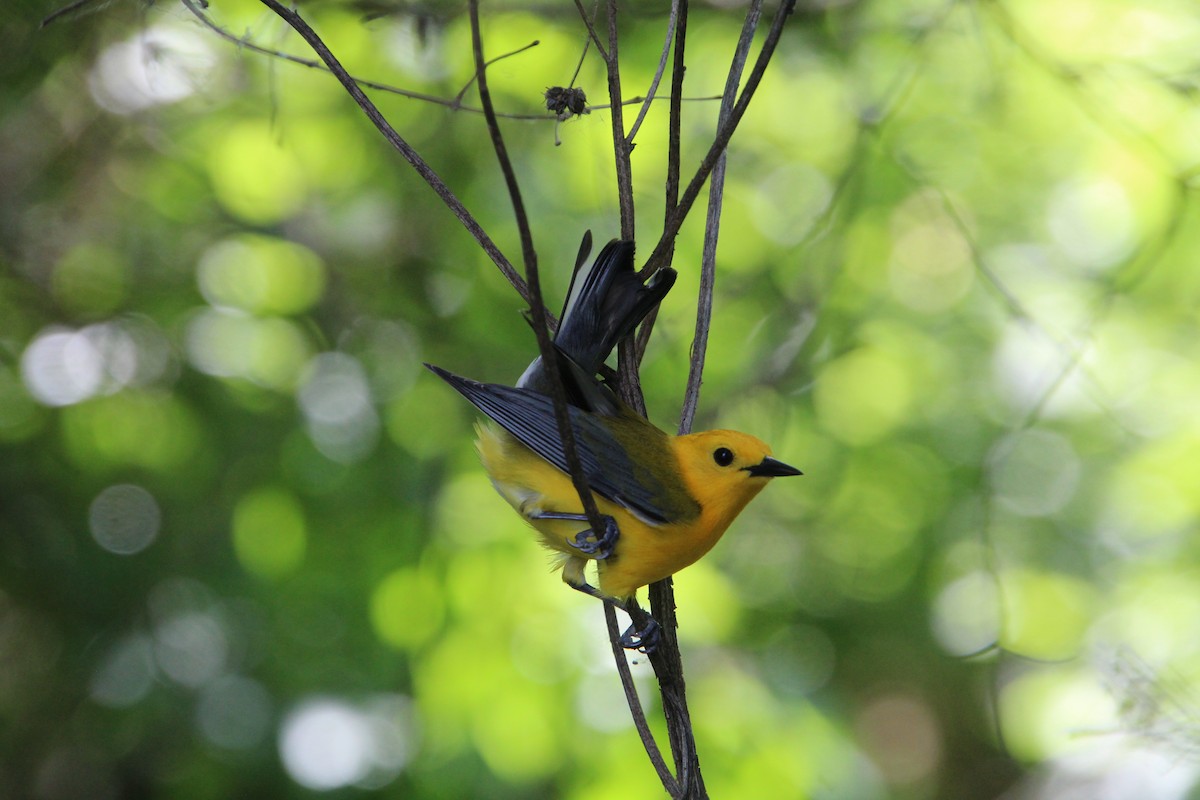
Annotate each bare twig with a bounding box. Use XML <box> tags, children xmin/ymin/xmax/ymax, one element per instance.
<box><xmin>453</xmin><ymin>39</ymin><xmax>541</xmax><ymax>106</ymax></box>
<box><xmin>605</xmin><ymin>0</ymin><xmax>636</xmax><ymax>240</ymax></box>
<box><xmin>40</xmin><ymin>0</ymin><xmax>110</xmax><ymax>27</ymax></box>
<box><xmin>645</xmin><ymin>0</ymin><xmax>796</xmax><ymax>276</ymax></box>
<box><xmin>253</xmin><ymin>0</ymin><xmax>532</xmax><ymax>306</ymax></box>
<box><xmin>630</xmin><ymin>0</ymin><xmax>688</xmax><ymax>369</ymax></box>
<box><xmin>572</xmin><ymin>0</ymin><xmax>609</xmax><ymax>60</ymax></box>
<box><xmin>603</xmin><ymin>604</ymin><xmax>681</xmax><ymax>795</ymax></box>
<box><xmin>567</xmin><ymin>2</ymin><xmax>597</xmax><ymax>88</ymax></box>
<box><xmin>468</xmin><ymin>5</ymin><xmax>535</xmax><ymax>272</ymax></box>
<box><xmin>188</xmin><ymin>0</ymin><xmax>719</xmax><ymax>128</ymax></box>
<box><xmin>665</xmin><ymin>0</ymin><xmax>688</xmax><ymax>219</ymax></box>
<box><xmin>603</xmin><ymin>0</ymin><xmax>644</xmax><ymax>413</ymax></box>
<box><xmin>467</xmin><ymin>0</ymin><xmax>608</xmax><ymax>549</ymax></box>
<box><xmin>679</xmin><ymin>1</ymin><xmax>763</xmax><ymax>434</ymax></box>
<box><xmin>184</xmin><ymin>0</ymin><xmax>548</xmax><ymax>119</ymax></box>
<box><xmin>644</xmin><ymin>55</ymin><xmax>706</xmax><ymax>788</ymax></box>
<box><xmin>470</xmin><ymin>9</ymin><xmax>680</xmax><ymax>788</ymax></box>
<box><xmin>626</xmin><ymin>0</ymin><xmax>679</xmax><ymax>146</ymax></box>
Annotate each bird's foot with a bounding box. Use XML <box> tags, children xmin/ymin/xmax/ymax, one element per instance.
<box><xmin>569</xmin><ymin>515</ymin><xmax>619</xmax><ymax>560</ymax></box>
<box><xmin>619</xmin><ymin>617</ymin><xmax>660</xmax><ymax>654</ymax></box>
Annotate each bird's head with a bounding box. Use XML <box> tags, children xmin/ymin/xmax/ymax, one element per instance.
<box><xmin>673</xmin><ymin>429</ymin><xmax>802</xmax><ymax>525</ymax></box>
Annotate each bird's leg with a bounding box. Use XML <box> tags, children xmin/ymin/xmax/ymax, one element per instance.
<box><xmin>561</xmin><ymin>557</ymin><xmax>659</xmax><ymax>655</ymax></box>
<box><xmin>532</xmin><ymin>510</ymin><xmax>620</xmax><ymax>560</ymax></box>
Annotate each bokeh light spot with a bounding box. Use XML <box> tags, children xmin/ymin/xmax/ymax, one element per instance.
<box><xmin>21</xmin><ymin>327</ymin><xmax>105</xmax><ymax>407</ymax></box>
<box><xmin>89</xmin><ymin>483</ymin><xmax>161</xmax><ymax>555</ymax></box>
<box><xmin>89</xmin><ymin>633</ymin><xmax>156</xmax><ymax>708</ymax></box>
<box><xmin>1000</xmin><ymin>570</ymin><xmax>1095</xmax><ymax>660</ymax></box>
<box><xmin>196</xmin><ymin>675</ymin><xmax>273</xmax><ymax>750</ymax></box>
<box><xmin>989</xmin><ymin>429</ymin><xmax>1081</xmax><ymax>517</ymax></box>
<box><xmin>888</xmin><ymin>221</ymin><xmax>973</xmax><ymax>313</ymax></box>
<box><xmin>999</xmin><ymin>666</ymin><xmax>1116</xmax><ymax>761</ymax></box>
<box><xmin>185</xmin><ymin>309</ymin><xmax>312</xmax><ymax>391</ymax></box>
<box><xmin>298</xmin><ymin>353</ymin><xmax>379</xmax><ymax>464</ymax></box>
<box><xmin>153</xmin><ymin>611</ymin><xmax>228</xmax><ymax>688</ymax></box>
<box><xmin>385</xmin><ymin>378</ymin><xmax>465</xmax><ymax>460</ymax></box>
<box><xmin>88</xmin><ymin>24</ymin><xmax>215</xmax><ymax>115</ymax></box>
<box><xmin>1047</xmin><ymin>177</ymin><xmax>1135</xmax><ymax>271</ymax></box>
<box><xmin>279</xmin><ymin>696</ymin><xmax>414</xmax><ymax>791</ymax></box>
<box><xmin>814</xmin><ymin>348</ymin><xmax>913</xmax><ymax>445</ymax></box>
<box><xmin>197</xmin><ymin>234</ymin><xmax>326</xmax><ymax>316</ymax></box>
<box><xmin>931</xmin><ymin>571</ymin><xmax>1001</xmax><ymax>656</ymax></box>
<box><xmin>855</xmin><ymin>693</ymin><xmax>942</xmax><ymax>786</ymax></box>
<box><xmin>370</xmin><ymin>567</ymin><xmax>444</xmax><ymax>651</ymax></box>
<box><xmin>232</xmin><ymin>488</ymin><xmax>307</xmax><ymax>579</ymax></box>
<box><xmin>207</xmin><ymin>120</ymin><xmax>307</xmax><ymax>224</ymax></box>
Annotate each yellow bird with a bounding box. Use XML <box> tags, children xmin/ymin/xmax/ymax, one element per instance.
<box><xmin>427</xmin><ymin>236</ymin><xmax>800</xmax><ymax>649</ymax></box>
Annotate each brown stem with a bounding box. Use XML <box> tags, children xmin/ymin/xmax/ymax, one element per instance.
<box><xmin>626</xmin><ymin>0</ymin><xmax>680</xmax><ymax>146</ymax></box>
<box><xmin>605</xmin><ymin>0</ymin><xmax>636</xmax><ymax>241</ymax></box>
<box><xmin>644</xmin><ymin>0</ymin><xmax>796</xmax><ymax>276</ymax></box>
<box><xmin>679</xmin><ymin>0</ymin><xmax>763</xmax><ymax>435</ymax></box>
<box><xmin>255</xmin><ymin>0</ymin><xmax>531</xmax><ymax>306</ymax></box>
<box><xmin>604</xmin><ymin>605</ymin><xmax>680</xmax><ymax>796</ymax></box>
<box><xmin>467</xmin><ymin>0</ymin><xmax>608</xmax><ymax>554</ymax></box>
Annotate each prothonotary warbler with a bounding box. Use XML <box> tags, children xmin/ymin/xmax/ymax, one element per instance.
<box><xmin>426</xmin><ymin>235</ymin><xmax>801</xmax><ymax>649</ymax></box>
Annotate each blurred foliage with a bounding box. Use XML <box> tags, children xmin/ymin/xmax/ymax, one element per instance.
<box><xmin>3</xmin><ymin>0</ymin><xmax>1200</xmax><ymax>797</ymax></box>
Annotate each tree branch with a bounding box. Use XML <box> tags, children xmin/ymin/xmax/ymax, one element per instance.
<box><xmin>644</xmin><ymin>0</ymin><xmax>796</xmax><ymax>276</ymax></box>
<box><xmin>467</xmin><ymin>0</ymin><xmax>610</xmax><ymax>575</ymax></box>
<box><xmin>468</xmin><ymin>3</ymin><xmax>536</xmax><ymax>275</ymax></box>
<box><xmin>679</xmin><ymin>0</ymin><xmax>763</xmax><ymax>435</ymax></box>
<box><xmin>604</xmin><ymin>604</ymin><xmax>680</xmax><ymax>795</ymax></box>
<box><xmin>605</xmin><ymin>0</ymin><xmax>636</xmax><ymax>240</ymax></box>
<box><xmin>254</xmin><ymin>0</ymin><xmax>532</xmax><ymax>306</ymax></box>
<box><xmin>625</xmin><ymin>0</ymin><xmax>680</xmax><ymax>147</ymax></box>
<box><xmin>572</xmin><ymin>0</ymin><xmax>609</xmax><ymax>61</ymax></box>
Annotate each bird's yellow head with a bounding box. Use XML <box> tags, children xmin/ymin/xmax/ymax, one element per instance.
<box><xmin>671</xmin><ymin>429</ymin><xmax>802</xmax><ymax>533</ymax></box>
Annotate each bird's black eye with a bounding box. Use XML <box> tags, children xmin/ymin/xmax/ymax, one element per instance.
<box><xmin>713</xmin><ymin>447</ymin><xmax>734</xmax><ymax>467</ymax></box>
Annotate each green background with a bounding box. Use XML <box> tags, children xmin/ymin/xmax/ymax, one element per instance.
<box><xmin>3</xmin><ymin>0</ymin><xmax>1200</xmax><ymax>797</ymax></box>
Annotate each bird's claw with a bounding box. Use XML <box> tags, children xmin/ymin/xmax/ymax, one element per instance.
<box><xmin>619</xmin><ymin>617</ymin><xmax>660</xmax><ymax>654</ymax></box>
<box><xmin>569</xmin><ymin>515</ymin><xmax>619</xmax><ymax>559</ymax></box>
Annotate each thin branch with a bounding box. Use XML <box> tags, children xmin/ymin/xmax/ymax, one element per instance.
<box><xmin>604</xmin><ymin>604</ymin><xmax>680</xmax><ymax>795</ymax></box>
<box><xmin>679</xmin><ymin>0</ymin><xmax>762</xmax><ymax>435</ymax></box>
<box><xmin>626</xmin><ymin>0</ymin><xmax>679</xmax><ymax>146</ymax></box>
<box><xmin>645</xmin><ymin>573</ymin><xmax>706</xmax><ymax>798</ymax></box>
<box><xmin>468</xmin><ymin>4</ymin><xmax>536</xmax><ymax>273</ymax></box>
<box><xmin>453</xmin><ymin>39</ymin><xmax>541</xmax><ymax>106</ymax></box>
<box><xmin>567</xmin><ymin>2</ymin><xmax>597</xmax><ymax>88</ymax></box>
<box><xmin>476</xmin><ymin>11</ymin><xmax>678</xmax><ymax>791</ymax></box>
<box><xmin>187</xmin><ymin>0</ymin><xmax>710</xmax><ymax>122</ymax></box>
<box><xmin>644</xmin><ymin>0</ymin><xmax>796</xmax><ymax>276</ymax></box>
<box><xmin>572</xmin><ymin>0</ymin><xmax>609</xmax><ymax>60</ymax></box>
<box><xmin>253</xmin><ymin>0</ymin><xmax>531</xmax><ymax>305</ymax></box>
<box><xmin>40</xmin><ymin>0</ymin><xmax>110</xmax><ymax>27</ymax></box>
<box><xmin>184</xmin><ymin>0</ymin><xmax>538</xmax><ymax>119</ymax></box>
<box><xmin>467</xmin><ymin>0</ymin><xmax>608</xmax><ymax>550</ymax></box>
<box><xmin>605</xmin><ymin>0</ymin><xmax>636</xmax><ymax>240</ymax></box>
<box><xmin>665</xmin><ymin>0</ymin><xmax>688</xmax><ymax>219</ymax></box>
<box><xmin>631</xmin><ymin>0</ymin><xmax>688</xmax><ymax>370</ymax></box>
<box><xmin>605</xmin><ymin>0</ymin><xmax>642</xmax><ymax>411</ymax></box>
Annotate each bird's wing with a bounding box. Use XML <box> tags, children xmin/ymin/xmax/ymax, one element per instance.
<box><xmin>426</xmin><ymin>364</ymin><xmax>677</xmax><ymax>525</ymax></box>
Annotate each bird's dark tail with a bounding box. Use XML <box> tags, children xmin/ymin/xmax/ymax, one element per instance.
<box><xmin>518</xmin><ymin>237</ymin><xmax>676</xmax><ymax>391</ymax></box>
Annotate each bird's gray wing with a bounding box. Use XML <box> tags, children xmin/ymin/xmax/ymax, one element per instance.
<box><xmin>426</xmin><ymin>364</ymin><xmax>676</xmax><ymax>525</ymax></box>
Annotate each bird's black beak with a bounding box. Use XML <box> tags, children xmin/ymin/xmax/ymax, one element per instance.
<box><xmin>744</xmin><ymin>457</ymin><xmax>803</xmax><ymax>478</ymax></box>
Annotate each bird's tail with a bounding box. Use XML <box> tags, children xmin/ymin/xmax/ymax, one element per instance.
<box><xmin>518</xmin><ymin>236</ymin><xmax>676</xmax><ymax>390</ymax></box>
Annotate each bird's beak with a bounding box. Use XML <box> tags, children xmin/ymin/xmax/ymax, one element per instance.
<box><xmin>744</xmin><ymin>457</ymin><xmax>803</xmax><ymax>478</ymax></box>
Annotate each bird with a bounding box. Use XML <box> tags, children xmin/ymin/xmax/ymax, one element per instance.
<box><xmin>426</xmin><ymin>234</ymin><xmax>801</xmax><ymax>650</ymax></box>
